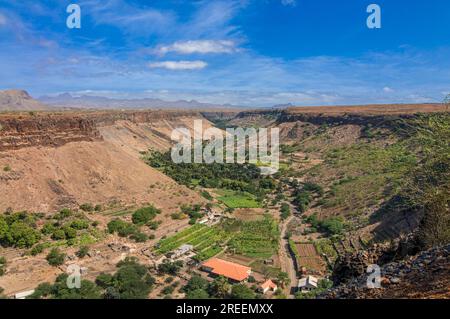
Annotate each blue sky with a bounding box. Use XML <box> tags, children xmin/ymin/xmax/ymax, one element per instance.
<box><xmin>0</xmin><ymin>0</ymin><xmax>449</xmax><ymax>107</ymax></box>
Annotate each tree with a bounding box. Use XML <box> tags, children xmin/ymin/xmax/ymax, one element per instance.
<box><xmin>209</xmin><ymin>276</ymin><xmax>230</xmax><ymax>298</ymax></box>
<box><xmin>277</xmin><ymin>271</ymin><xmax>290</xmax><ymax>289</ymax></box>
<box><xmin>183</xmin><ymin>275</ymin><xmax>208</xmax><ymax>293</ymax></box>
<box><xmin>158</xmin><ymin>260</ymin><xmax>183</xmax><ymax>275</ymax></box>
<box><xmin>230</xmin><ymin>284</ymin><xmax>255</xmax><ymax>299</ymax></box>
<box><xmin>186</xmin><ymin>289</ymin><xmax>209</xmax><ymax>299</ymax></box>
<box><xmin>30</xmin><ymin>274</ymin><xmax>102</xmax><ymax>299</ymax></box>
<box><xmin>46</xmin><ymin>248</ymin><xmax>66</xmax><ymax>266</ymax></box>
<box><xmin>131</xmin><ymin>206</ymin><xmax>160</xmax><ymax>225</ymax></box>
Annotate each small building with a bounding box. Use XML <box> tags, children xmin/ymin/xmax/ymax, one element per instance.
<box><xmin>172</xmin><ymin>244</ymin><xmax>194</xmax><ymax>259</ymax></box>
<box><xmin>260</xmin><ymin>279</ymin><xmax>277</xmax><ymax>294</ymax></box>
<box><xmin>297</xmin><ymin>275</ymin><xmax>318</xmax><ymax>292</ymax></box>
<box><xmin>201</xmin><ymin>258</ymin><xmax>251</xmax><ymax>282</ymax></box>
<box><xmin>14</xmin><ymin>289</ymin><xmax>35</xmax><ymax>299</ymax></box>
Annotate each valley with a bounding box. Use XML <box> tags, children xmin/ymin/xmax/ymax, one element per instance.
<box><xmin>0</xmin><ymin>101</ymin><xmax>448</xmax><ymax>299</ymax></box>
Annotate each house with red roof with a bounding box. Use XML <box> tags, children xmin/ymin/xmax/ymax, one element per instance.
<box><xmin>201</xmin><ymin>258</ymin><xmax>252</xmax><ymax>282</ymax></box>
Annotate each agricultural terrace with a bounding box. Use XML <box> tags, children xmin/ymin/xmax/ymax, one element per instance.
<box><xmin>215</xmin><ymin>189</ymin><xmax>261</xmax><ymax>208</ymax></box>
<box><xmin>228</xmin><ymin>216</ymin><xmax>279</xmax><ymax>259</ymax></box>
<box><xmin>154</xmin><ymin>224</ymin><xmax>231</xmax><ymax>261</ymax></box>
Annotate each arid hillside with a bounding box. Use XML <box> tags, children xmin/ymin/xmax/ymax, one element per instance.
<box><xmin>0</xmin><ymin>110</ymin><xmax>211</xmax><ymax>213</ymax></box>
<box><xmin>0</xmin><ymin>90</ymin><xmax>51</xmax><ymax>112</ymax></box>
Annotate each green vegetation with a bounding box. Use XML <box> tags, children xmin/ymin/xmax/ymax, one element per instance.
<box><xmin>228</xmin><ymin>216</ymin><xmax>279</xmax><ymax>258</ymax></box>
<box><xmin>305</xmin><ymin>214</ymin><xmax>345</xmax><ymax>236</ymax></box>
<box><xmin>216</xmin><ymin>189</ymin><xmax>261</xmax><ymax>208</ymax></box>
<box><xmin>131</xmin><ymin>205</ymin><xmax>160</xmax><ymax>225</ymax></box>
<box><xmin>0</xmin><ymin>257</ymin><xmax>6</xmax><ymax>276</ymax></box>
<box><xmin>158</xmin><ymin>260</ymin><xmax>183</xmax><ymax>275</ymax></box>
<box><xmin>107</xmin><ymin>219</ymin><xmax>148</xmax><ymax>243</ymax></box>
<box><xmin>280</xmin><ymin>203</ymin><xmax>291</xmax><ymax>220</ymax></box>
<box><xmin>183</xmin><ymin>275</ymin><xmax>256</xmax><ymax>299</ymax></box>
<box><xmin>0</xmin><ymin>212</ymin><xmax>41</xmax><ymax>248</ymax></box>
<box><xmin>46</xmin><ymin>248</ymin><xmax>66</xmax><ymax>266</ymax></box>
<box><xmin>3</xmin><ymin>165</ymin><xmax>11</xmax><ymax>172</ymax></box>
<box><xmin>145</xmin><ymin>149</ymin><xmax>275</xmax><ymax>200</ymax></box>
<box><xmin>79</xmin><ymin>203</ymin><xmax>94</xmax><ymax>212</ymax></box>
<box><xmin>76</xmin><ymin>246</ymin><xmax>89</xmax><ymax>258</ymax></box>
<box><xmin>323</xmin><ymin>143</ymin><xmax>416</xmax><ymax>212</ymax></box>
<box><xmin>155</xmin><ymin>223</ymin><xmax>229</xmax><ymax>261</ymax></box>
<box><xmin>398</xmin><ymin>114</ymin><xmax>450</xmax><ymax>248</ymax></box>
<box><xmin>30</xmin><ymin>274</ymin><xmax>102</xmax><ymax>299</ymax></box>
<box><xmin>31</xmin><ymin>257</ymin><xmax>155</xmax><ymax>299</ymax></box>
<box><xmin>230</xmin><ymin>284</ymin><xmax>256</xmax><ymax>299</ymax></box>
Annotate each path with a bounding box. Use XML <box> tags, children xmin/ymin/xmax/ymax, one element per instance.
<box><xmin>278</xmin><ymin>215</ymin><xmax>298</xmax><ymax>298</ymax></box>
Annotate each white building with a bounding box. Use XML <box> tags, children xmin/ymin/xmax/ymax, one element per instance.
<box><xmin>297</xmin><ymin>275</ymin><xmax>318</xmax><ymax>292</ymax></box>
<box><xmin>172</xmin><ymin>244</ymin><xmax>194</xmax><ymax>258</ymax></box>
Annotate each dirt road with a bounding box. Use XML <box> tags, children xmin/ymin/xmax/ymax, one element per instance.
<box><xmin>279</xmin><ymin>215</ymin><xmax>298</xmax><ymax>298</ymax></box>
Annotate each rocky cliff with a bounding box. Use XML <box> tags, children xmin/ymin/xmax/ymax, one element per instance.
<box><xmin>0</xmin><ymin>110</ymin><xmax>205</xmax><ymax>151</ymax></box>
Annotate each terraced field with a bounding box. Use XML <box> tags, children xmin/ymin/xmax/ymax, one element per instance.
<box><xmin>154</xmin><ymin>224</ymin><xmax>231</xmax><ymax>261</ymax></box>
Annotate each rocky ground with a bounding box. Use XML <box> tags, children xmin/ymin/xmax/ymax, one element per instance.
<box><xmin>320</xmin><ymin>244</ymin><xmax>449</xmax><ymax>299</ymax></box>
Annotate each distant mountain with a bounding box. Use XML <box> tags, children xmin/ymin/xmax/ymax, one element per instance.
<box><xmin>39</xmin><ymin>93</ymin><xmax>245</xmax><ymax>110</ymax></box>
<box><xmin>0</xmin><ymin>90</ymin><xmax>51</xmax><ymax>111</ymax></box>
<box><xmin>271</xmin><ymin>103</ymin><xmax>294</xmax><ymax>109</ymax></box>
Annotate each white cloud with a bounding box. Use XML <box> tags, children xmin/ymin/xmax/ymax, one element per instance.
<box><xmin>383</xmin><ymin>86</ymin><xmax>394</xmax><ymax>93</ymax></box>
<box><xmin>148</xmin><ymin>60</ymin><xmax>207</xmax><ymax>70</ymax></box>
<box><xmin>281</xmin><ymin>0</ymin><xmax>297</xmax><ymax>7</ymax></box>
<box><xmin>157</xmin><ymin>40</ymin><xmax>236</xmax><ymax>55</ymax></box>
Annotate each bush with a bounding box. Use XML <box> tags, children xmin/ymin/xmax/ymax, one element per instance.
<box><xmin>107</xmin><ymin>219</ymin><xmax>138</xmax><ymax>237</ymax></box>
<box><xmin>130</xmin><ymin>232</ymin><xmax>148</xmax><ymax>243</ymax></box>
<box><xmin>70</xmin><ymin>219</ymin><xmax>89</xmax><ymax>230</ymax></box>
<box><xmin>162</xmin><ymin>285</ymin><xmax>174</xmax><ymax>295</ymax></box>
<box><xmin>79</xmin><ymin>203</ymin><xmax>94</xmax><ymax>212</ymax></box>
<box><xmin>30</xmin><ymin>244</ymin><xmax>45</xmax><ymax>256</ymax></box>
<box><xmin>46</xmin><ymin>248</ymin><xmax>66</xmax><ymax>266</ymax></box>
<box><xmin>132</xmin><ymin>206</ymin><xmax>160</xmax><ymax>225</ymax></box>
<box><xmin>76</xmin><ymin>246</ymin><xmax>89</xmax><ymax>258</ymax></box>
<box><xmin>57</xmin><ymin>209</ymin><xmax>73</xmax><ymax>220</ymax></box>
<box><xmin>0</xmin><ymin>256</ymin><xmax>6</xmax><ymax>276</ymax></box>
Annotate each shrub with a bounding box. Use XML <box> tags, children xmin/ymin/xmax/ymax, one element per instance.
<box><xmin>130</xmin><ymin>232</ymin><xmax>148</xmax><ymax>243</ymax></box>
<box><xmin>57</xmin><ymin>209</ymin><xmax>73</xmax><ymax>220</ymax></box>
<box><xmin>70</xmin><ymin>219</ymin><xmax>89</xmax><ymax>230</ymax></box>
<box><xmin>46</xmin><ymin>248</ymin><xmax>66</xmax><ymax>266</ymax></box>
<box><xmin>76</xmin><ymin>246</ymin><xmax>89</xmax><ymax>258</ymax></box>
<box><xmin>131</xmin><ymin>206</ymin><xmax>160</xmax><ymax>225</ymax></box>
<box><xmin>79</xmin><ymin>203</ymin><xmax>94</xmax><ymax>212</ymax></box>
<box><xmin>30</xmin><ymin>244</ymin><xmax>45</xmax><ymax>256</ymax></box>
<box><xmin>0</xmin><ymin>256</ymin><xmax>6</xmax><ymax>276</ymax></box>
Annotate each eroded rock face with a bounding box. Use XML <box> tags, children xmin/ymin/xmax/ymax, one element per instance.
<box><xmin>0</xmin><ymin>115</ymin><xmax>101</xmax><ymax>151</ymax></box>
<box><xmin>0</xmin><ymin>110</ymin><xmax>203</xmax><ymax>151</ymax></box>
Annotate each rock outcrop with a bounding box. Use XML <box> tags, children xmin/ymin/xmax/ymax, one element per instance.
<box><xmin>321</xmin><ymin>244</ymin><xmax>449</xmax><ymax>299</ymax></box>
<box><xmin>0</xmin><ymin>110</ymin><xmax>205</xmax><ymax>151</ymax></box>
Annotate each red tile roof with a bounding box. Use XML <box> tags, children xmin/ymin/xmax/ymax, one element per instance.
<box><xmin>202</xmin><ymin>258</ymin><xmax>251</xmax><ymax>281</ymax></box>
<box><xmin>261</xmin><ymin>279</ymin><xmax>277</xmax><ymax>290</ymax></box>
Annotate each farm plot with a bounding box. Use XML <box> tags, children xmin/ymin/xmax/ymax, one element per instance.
<box><xmin>292</xmin><ymin>242</ymin><xmax>327</xmax><ymax>274</ymax></box>
<box><xmin>215</xmin><ymin>189</ymin><xmax>261</xmax><ymax>208</ymax></box>
<box><xmin>154</xmin><ymin>224</ymin><xmax>231</xmax><ymax>261</ymax></box>
<box><xmin>228</xmin><ymin>217</ymin><xmax>279</xmax><ymax>259</ymax></box>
